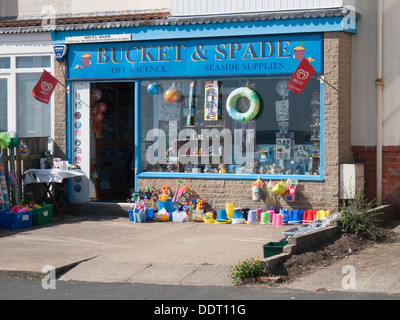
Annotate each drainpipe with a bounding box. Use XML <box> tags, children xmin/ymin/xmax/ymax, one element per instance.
<box><xmin>376</xmin><ymin>0</ymin><xmax>384</xmax><ymax>206</ymax></box>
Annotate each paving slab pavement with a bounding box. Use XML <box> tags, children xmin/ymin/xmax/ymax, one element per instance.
<box><xmin>1</xmin><ymin>215</ymin><xmax>400</xmax><ymax>295</ymax></box>
<box><xmin>0</xmin><ymin>215</ymin><xmax>286</xmax><ymax>286</ymax></box>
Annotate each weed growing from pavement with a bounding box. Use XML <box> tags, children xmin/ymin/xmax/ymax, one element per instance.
<box><xmin>230</xmin><ymin>256</ymin><xmax>265</xmax><ymax>285</ymax></box>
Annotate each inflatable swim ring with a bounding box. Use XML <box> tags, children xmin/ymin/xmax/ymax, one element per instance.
<box><xmin>226</xmin><ymin>87</ymin><xmax>260</xmax><ymax>123</ymax></box>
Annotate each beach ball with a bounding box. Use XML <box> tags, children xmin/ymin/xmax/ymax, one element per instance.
<box><xmin>164</xmin><ymin>87</ymin><xmax>178</xmax><ymax>103</ymax></box>
<box><xmin>147</xmin><ymin>83</ymin><xmax>159</xmax><ymax>95</ymax></box>
<box><xmin>90</xmin><ymin>88</ymin><xmax>102</xmax><ymax>101</ymax></box>
<box><xmin>18</xmin><ymin>143</ymin><xmax>30</xmax><ymax>159</ymax></box>
<box><xmin>97</xmin><ymin>102</ymin><xmax>107</xmax><ymax>113</ymax></box>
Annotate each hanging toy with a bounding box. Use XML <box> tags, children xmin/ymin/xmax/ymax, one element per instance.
<box><xmin>265</xmin><ymin>180</ymin><xmax>276</xmax><ymax>211</ymax></box>
<box><xmin>90</xmin><ymin>160</ymin><xmax>100</xmax><ymax>179</ymax></box>
<box><xmin>272</xmin><ymin>180</ymin><xmax>287</xmax><ymax>195</ymax></box>
<box><xmin>252</xmin><ymin>176</ymin><xmax>264</xmax><ymax>201</ymax></box>
<box><xmin>285</xmin><ymin>179</ymin><xmax>299</xmax><ymax>202</ymax></box>
<box><xmin>147</xmin><ymin>83</ymin><xmax>159</xmax><ymax>95</ymax></box>
<box><xmin>159</xmin><ymin>184</ymin><xmax>170</xmax><ymax>201</ymax></box>
<box><xmin>97</xmin><ymin>102</ymin><xmax>108</xmax><ymax>113</ymax></box>
<box><xmin>17</xmin><ymin>142</ymin><xmax>30</xmax><ymax>159</ymax></box>
<box><xmin>90</xmin><ymin>88</ymin><xmax>102</xmax><ymax>101</ymax></box>
<box><xmin>164</xmin><ymin>83</ymin><xmax>178</xmax><ymax>103</ymax></box>
<box><xmin>93</xmin><ymin>121</ymin><xmax>103</xmax><ymax>139</ymax></box>
<box><xmin>92</xmin><ymin>111</ymin><xmax>104</xmax><ymax>122</ymax></box>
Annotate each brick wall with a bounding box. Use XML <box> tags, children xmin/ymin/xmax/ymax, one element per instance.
<box><xmin>138</xmin><ymin>32</ymin><xmax>354</xmax><ymax>214</ymax></box>
<box><xmin>353</xmin><ymin>146</ymin><xmax>400</xmax><ymax>210</ymax></box>
<box><xmin>53</xmin><ymin>58</ymin><xmax>67</xmax><ymax>159</ymax></box>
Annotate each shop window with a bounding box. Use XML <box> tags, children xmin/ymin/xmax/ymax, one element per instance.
<box><xmin>140</xmin><ymin>77</ymin><xmax>322</xmax><ymax>177</ymax></box>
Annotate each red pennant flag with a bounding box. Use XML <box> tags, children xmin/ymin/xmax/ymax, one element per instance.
<box><xmin>32</xmin><ymin>70</ymin><xmax>59</xmax><ymax>104</ymax></box>
<box><xmin>286</xmin><ymin>58</ymin><xmax>316</xmax><ymax>94</ymax></box>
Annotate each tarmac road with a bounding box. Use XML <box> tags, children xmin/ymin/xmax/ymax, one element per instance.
<box><xmin>1</xmin><ymin>277</ymin><xmax>399</xmax><ymax>301</ymax></box>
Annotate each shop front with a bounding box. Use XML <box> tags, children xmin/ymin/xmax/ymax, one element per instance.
<box><xmin>53</xmin><ymin>12</ymin><xmax>354</xmax><ymax>212</ymax></box>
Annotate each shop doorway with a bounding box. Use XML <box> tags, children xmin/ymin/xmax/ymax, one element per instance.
<box><xmin>90</xmin><ymin>82</ymin><xmax>135</xmax><ymax>201</ymax></box>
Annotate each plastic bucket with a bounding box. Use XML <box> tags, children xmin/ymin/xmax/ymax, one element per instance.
<box><xmin>158</xmin><ymin>199</ymin><xmax>175</xmax><ymax>220</ymax></box>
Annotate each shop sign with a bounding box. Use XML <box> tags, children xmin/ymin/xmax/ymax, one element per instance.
<box><xmin>65</xmin><ymin>34</ymin><xmax>132</xmax><ymax>44</ymax></box>
<box><xmin>67</xmin><ymin>34</ymin><xmax>322</xmax><ymax>80</ymax></box>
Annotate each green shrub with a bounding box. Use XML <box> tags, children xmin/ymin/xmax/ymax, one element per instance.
<box><xmin>338</xmin><ymin>192</ymin><xmax>382</xmax><ymax>241</ymax></box>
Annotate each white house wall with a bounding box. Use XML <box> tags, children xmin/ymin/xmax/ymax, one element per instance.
<box><xmin>351</xmin><ymin>0</ymin><xmax>378</xmax><ymax>146</ymax></box>
<box><xmin>351</xmin><ymin>0</ymin><xmax>400</xmax><ymax>147</ymax></box>
<box><xmin>2</xmin><ymin>0</ymin><xmax>170</xmax><ymax>19</ymax></box>
<box><xmin>171</xmin><ymin>0</ymin><xmax>357</xmax><ymax>16</ymax></box>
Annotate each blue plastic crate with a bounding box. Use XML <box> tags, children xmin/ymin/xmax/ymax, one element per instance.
<box><xmin>0</xmin><ymin>210</ymin><xmax>8</xmax><ymax>228</ymax></box>
<box><xmin>0</xmin><ymin>210</ymin><xmax>33</xmax><ymax>230</ymax></box>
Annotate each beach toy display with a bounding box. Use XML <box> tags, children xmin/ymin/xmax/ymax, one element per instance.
<box><xmin>147</xmin><ymin>83</ymin><xmax>159</xmax><ymax>95</ymax></box>
<box><xmin>280</xmin><ymin>209</ymin><xmax>290</xmax><ymax>224</ymax></box>
<box><xmin>204</xmin><ymin>212</ymin><xmax>215</xmax><ymax>224</ymax></box>
<box><xmin>17</xmin><ymin>142</ymin><xmax>30</xmax><ymax>159</ymax></box>
<box><xmin>232</xmin><ymin>209</ymin><xmax>245</xmax><ymax>224</ymax></box>
<box><xmin>251</xmin><ymin>177</ymin><xmax>264</xmax><ymax>201</ymax></box>
<box><xmin>193</xmin><ymin>210</ymin><xmax>205</xmax><ymax>222</ymax></box>
<box><xmin>285</xmin><ymin>179</ymin><xmax>298</xmax><ymax>202</ymax></box>
<box><xmin>260</xmin><ymin>212</ymin><xmax>270</xmax><ymax>225</ymax></box>
<box><xmin>303</xmin><ymin>209</ymin><xmax>316</xmax><ymax>224</ymax></box>
<box><xmin>173</xmin><ymin>209</ymin><xmax>187</xmax><ymax>222</ymax></box>
<box><xmin>245</xmin><ymin>210</ymin><xmax>258</xmax><ymax>225</ymax></box>
<box><xmin>154</xmin><ymin>208</ymin><xmax>170</xmax><ymax>222</ymax></box>
<box><xmin>164</xmin><ymin>83</ymin><xmax>179</xmax><ymax>103</ymax></box>
<box><xmin>271</xmin><ymin>213</ymin><xmax>284</xmax><ymax>226</ymax></box>
<box><xmin>226</xmin><ymin>87</ymin><xmax>260</xmax><ymax>123</ymax></box>
<box><xmin>90</xmin><ymin>87</ymin><xmax>102</xmax><ymax>101</ymax></box>
<box><xmin>272</xmin><ymin>181</ymin><xmax>287</xmax><ymax>195</ymax></box>
<box><xmin>215</xmin><ymin>209</ymin><xmax>230</xmax><ymax>224</ymax></box>
<box><xmin>159</xmin><ymin>184</ymin><xmax>170</xmax><ymax>201</ymax></box>
<box><xmin>288</xmin><ymin>209</ymin><xmax>302</xmax><ymax>224</ymax></box>
<box><xmin>226</xmin><ymin>203</ymin><xmax>234</xmax><ymax>221</ymax></box>
<box><xmin>255</xmin><ymin>208</ymin><xmax>263</xmax><ymax>221</ymax></box>
<box><xmin>172</xmin><ymin>180</ymin><xmax>192</xmax><ymax>203</ymax></box>
<box><xmin>265</xmin><ymin>180</ymin><xmax>276</xmax><ymax>211</ymax></box>
<box><xmin>157</xmin><ymin>199</ymin><xmax>175</xmax><ymax>220</ymax></box>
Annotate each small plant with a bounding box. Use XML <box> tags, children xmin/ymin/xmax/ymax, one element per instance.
<box><xmin>338</xmin><ymin>191</ymin><xmax>382</xmax><ymax>241</ymax></box>
<box><xmin>230</xmin><ymin>256</ymin><xmax>265</xmax><ymax>285</ymax></box>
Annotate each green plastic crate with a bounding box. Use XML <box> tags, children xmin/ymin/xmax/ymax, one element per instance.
<box><xmin>33</xmin><ymin>204</ymin><xmax>54</xmax><ymax>225</ymax></box>
<box><xmin>262</xmin><ymin>242</ymin><xmax>288</xmax><ymax>258</ymax></box>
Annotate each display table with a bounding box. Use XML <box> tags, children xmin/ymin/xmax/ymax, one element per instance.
<box><xmin>24</xmin><ymin>169</ymin><xmax>85</xmax><ymax>218</ymax></box>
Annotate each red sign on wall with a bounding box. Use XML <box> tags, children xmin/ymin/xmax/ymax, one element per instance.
<box><xmin>286</xmin><ymin>58</ymin><xmax>316</xmax><ymax>94</ymax></box>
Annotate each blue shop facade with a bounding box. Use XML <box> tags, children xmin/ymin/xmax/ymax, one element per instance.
<box><xmin>51</xmin><ymin>11</ymin><xmax>356</xmax><ymax>211</ymax></box>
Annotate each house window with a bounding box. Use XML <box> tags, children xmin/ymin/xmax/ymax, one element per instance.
<box><xmin>0</xmin><ymin>57</ymin><xmax>10</xmax><ymax>69</ymax></box>
<box><xmin>0</xmin><ymin>78</ymin><xmax>7</xmax><ymax>132</ymax></box>
<box><xmin>0</xmin><ymin>55</ymin><xmax>53</xmax><ymax>145</ymax></box>
<box><xmin>140</xmin><ymin>77</ymin><xmax>322</xmax><ymax>178</ymax></box>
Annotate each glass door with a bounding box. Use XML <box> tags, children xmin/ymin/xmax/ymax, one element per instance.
<box><xmin>90</xmin><ymin>82</ymin><xmax>135</xmax><ymax>201</ymax></box>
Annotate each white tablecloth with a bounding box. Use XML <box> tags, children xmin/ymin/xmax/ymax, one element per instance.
<box><xmin>24</xmin><ymin>169</ymin><xmax>85</xmax><ymax>184</ymax></box>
